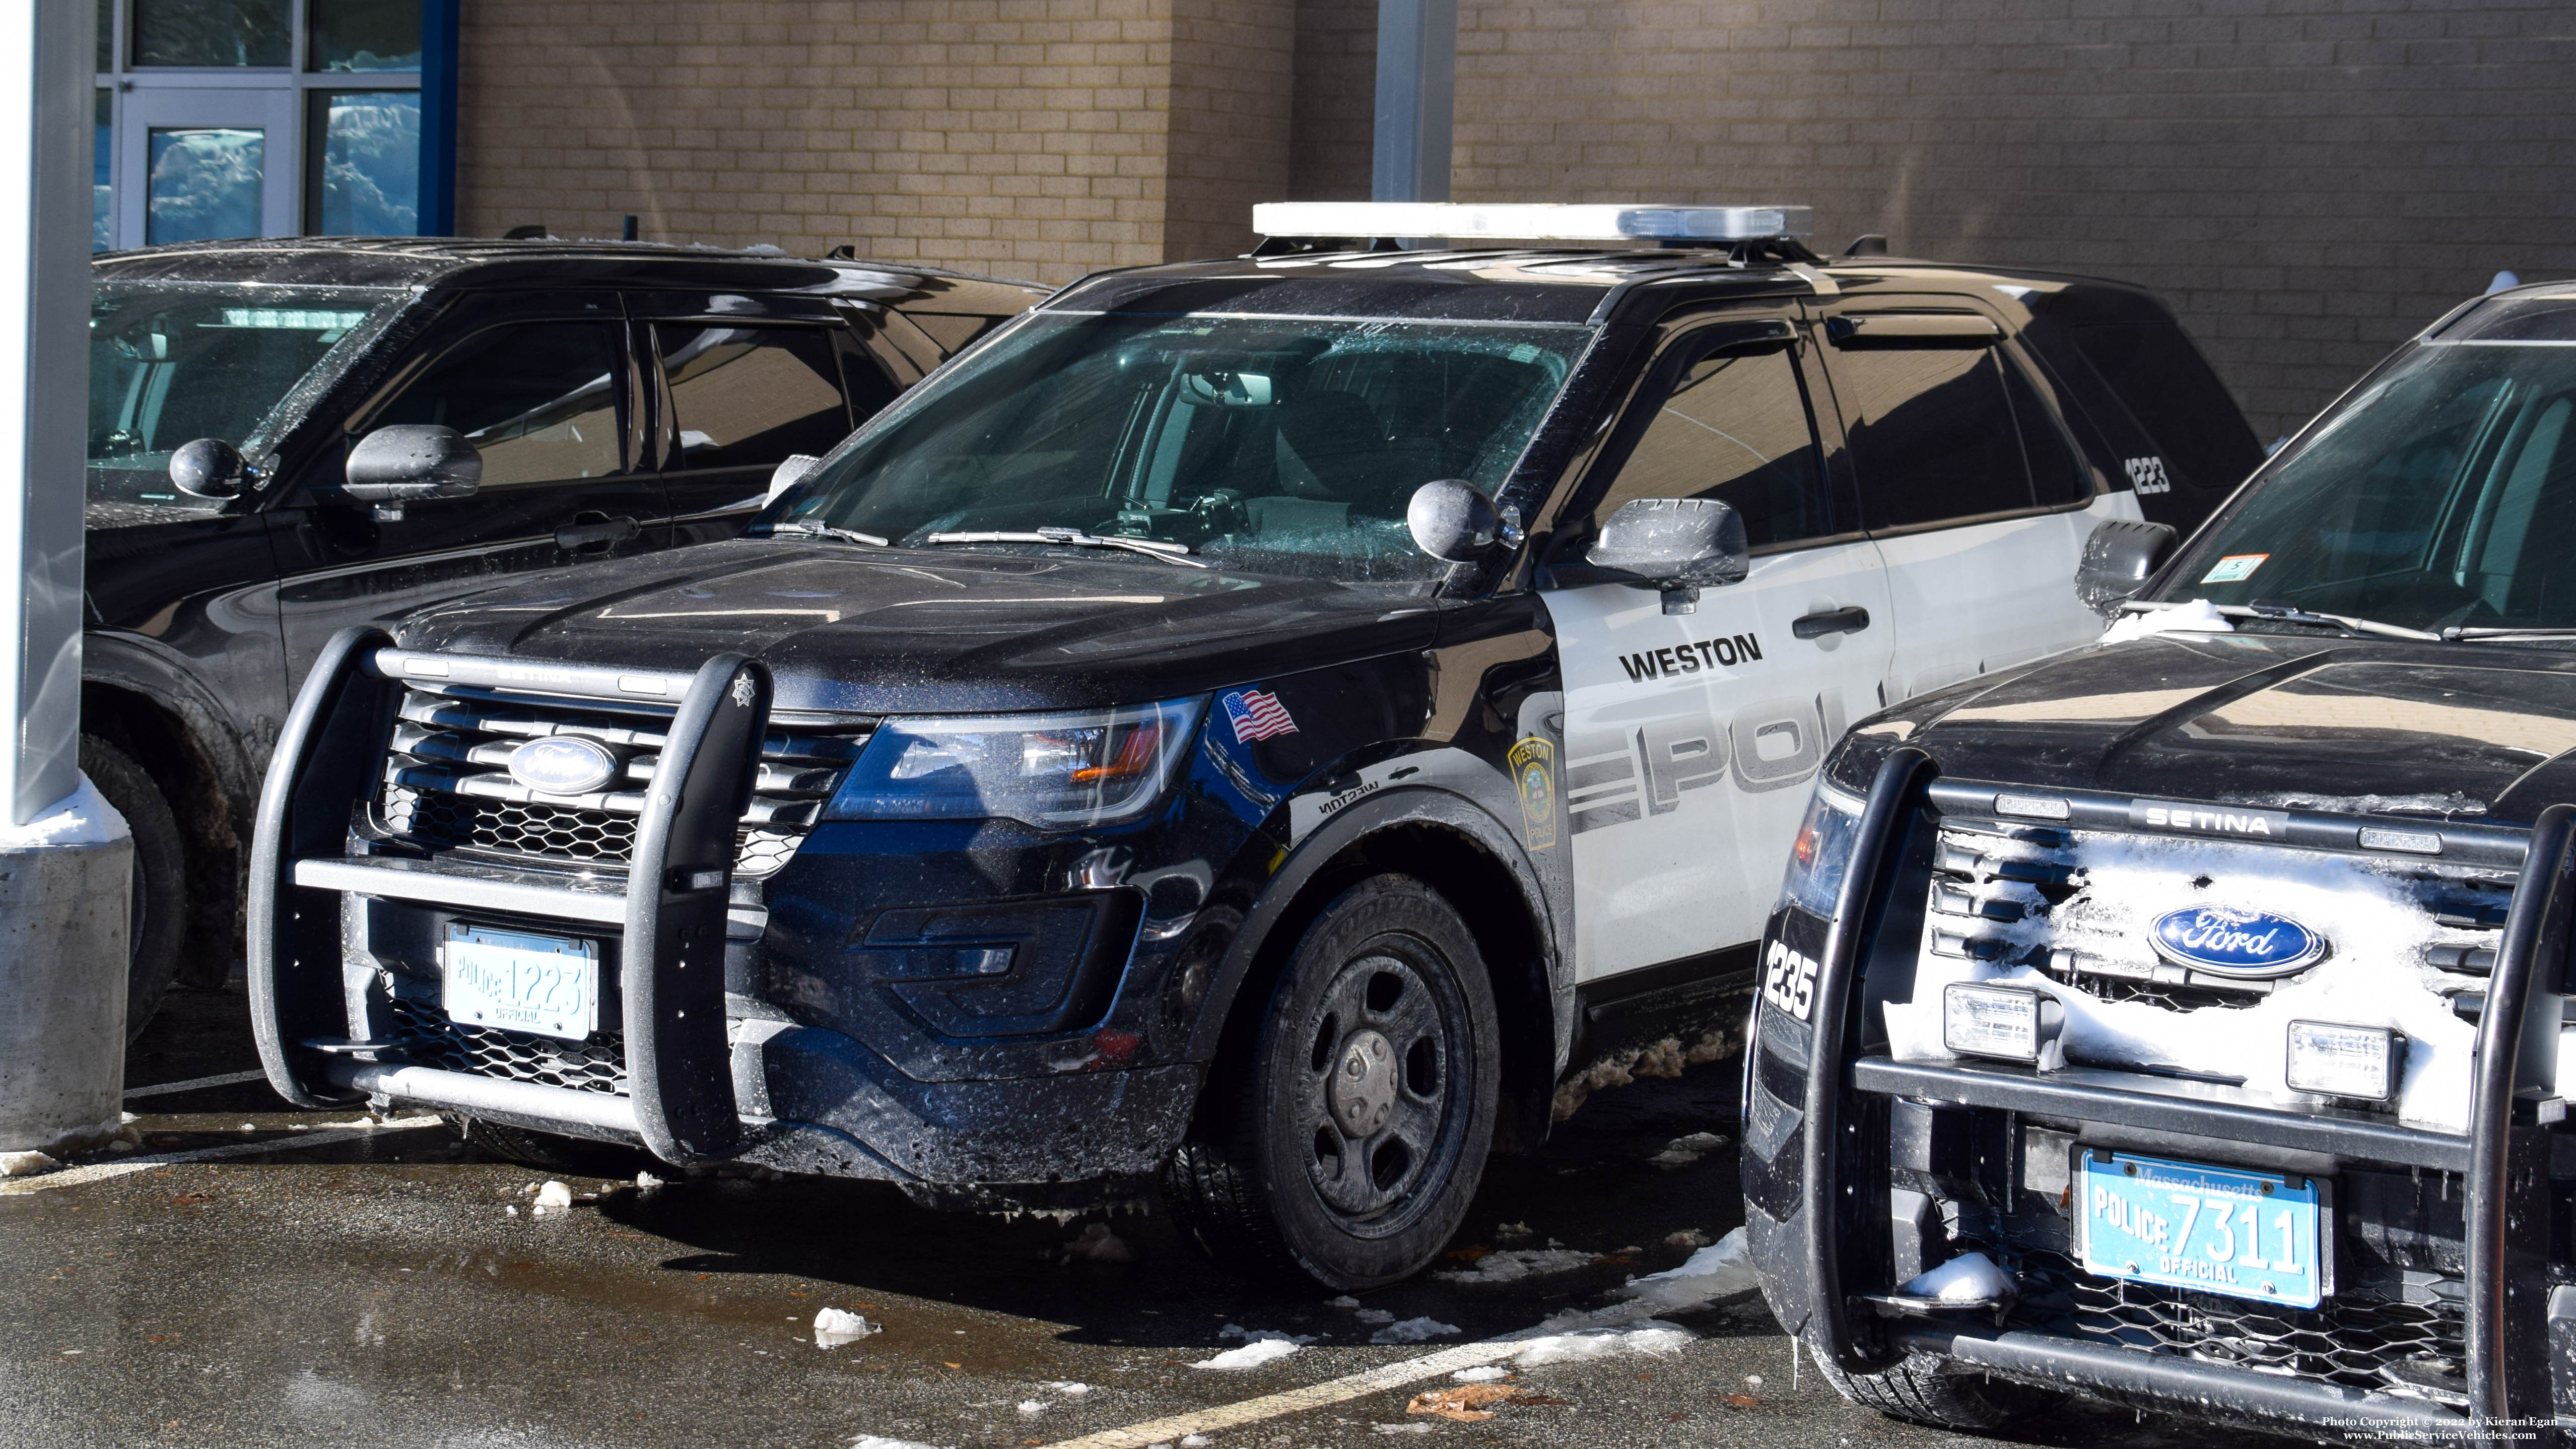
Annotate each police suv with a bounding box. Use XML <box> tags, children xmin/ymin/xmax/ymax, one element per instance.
<box><xmin>248</xmin><ymin>202</ymin><xmax>2253</xmax><ymax>1288</ymax></box>
<box><xmin>1743</xmin><ymin>282</ymin><xmax>2576</xmax><ymax>1435</ymax></box>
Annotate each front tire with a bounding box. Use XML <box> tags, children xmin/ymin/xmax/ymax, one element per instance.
<box><xmin>1811</xmin><ymin>1342</ymin><xmax>2060</xmax><ymax>1432</ymax></box>
<box><xmin>1165</xmin><ymin>874</ymin><xmax>1499</xmax><ymax>1290</ymax></box>
<box><xmin>82</xmin><ymin>736</ymin><xmax>188</xmax><ymax>1041</ymax></box>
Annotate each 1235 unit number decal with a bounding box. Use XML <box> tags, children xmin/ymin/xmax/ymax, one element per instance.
<box><xmin>1761</xmin><ymin>939</ymin><xmax>1820</xmax><ymax>1021</ymax></box>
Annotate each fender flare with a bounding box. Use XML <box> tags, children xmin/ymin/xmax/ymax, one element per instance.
<box><xmin>1184</xmin><ymin>782</ymin><xmax>1566</xmax><ymax>1066</ymax></box>
<box><xmin>81</xmin><ymin>629</ymin><xmax>264</xmax><ymax>815</ymax></box>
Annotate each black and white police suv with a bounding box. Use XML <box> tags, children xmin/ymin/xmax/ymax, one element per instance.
<box><xmin>248</xmin><ymin>202</ymin><xmax>2253</xmax><ymax>1288</ymax></box>
<box><xmin>1743</xmin><ymin>282</ymin><xmax>2576</xmax><ymax>1436</ymax></box>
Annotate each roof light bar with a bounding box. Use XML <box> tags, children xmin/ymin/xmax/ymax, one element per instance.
<box><xmin>1251</xmin><ymin>202</ymin><xmax>1812</xmax><ymax>244</ymax></box>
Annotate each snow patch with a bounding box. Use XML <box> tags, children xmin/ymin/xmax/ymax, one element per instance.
<box><xmin>1353</xmin><ymin>1308</ymin><xmax>1396</xmax><ymax>1325</ymax></box>
<box><xmin>1434</xmin><ymin>1248</ymin><xmax>1599</xmax><ymax>1285</ymax></box>
<box><xmin>1613</xmin><ymin>1227</ymin><xmax>1756</xmax><ymax>1313</ymax></box>
<box><xmin>1369</xmin><ymin>1317</ymin><xmax>1461</xmax><ymax>1345</ymax></box>
<box><xmin>1901</xmin><ymin>1252</ymin><xmax>2015</xmax><ymax>1304</ymax></box>
<box><xmin>634</xmin><ymin>1171</ymin><xmax>664</xmax><ymax>1190</ymax></box>
<box><xmin>1191</xmin><ymin>1335</ymin><xmax>1306</xmax><ymax>1370</ymax></box>
<box><xmin>1550</xmin><ymin>1026</ymin><xmax>1735</xmax><ymax>1122</ymax></box>
<box><xmin>815</xmin><ymin>1308</ymin><xmax>881</xmax><ymax>1348</ymax></box>
<box><xmin>1372</xmin><ymin>1424</ymin><xmax>1433</xmax><ymax>1435</ymax></box>
<box><xmin>1324</xmin><ymin>1295</ymin><xmax>1362</xmax><ymax>1309</ymax></box>
<box><xmin>0</xmin><ymin>777</ymin><xmax>127</xmax><ymax>850</ymax></box>
<box><xmin>1500</xmin><ymin>1320</ymin><xmax>1693</xmax><ymax>1366</ymax></box>
<box><xmin>1662</xmin><ymin>1228</ymin><xmax>1711</xmax><ymax>1250</ymax></box>
<box><xmin>1646</xmin><ymin>1131</ymin><xmax>1728</xmax><ymax>1167</ymax></box>
<box><xmin>0</xmin><ymin>1151</ymin><xmax>59</xmax><ymax>1177</ymax></box>
<box><xmin>1885</xmin><ymin>829</ymin><xmax>2489</xmax><ymax>1133</ymax></box>
<box><xmin>534</xmin><ymin>1180</ymin><xmax>573</xmax><ymax>1210</ymax></box>
<box><xmin>1040</xmin><ymin>1381</ymin><xmax>1090</xmax><ymax>1396</ymax></box>
<box><xmin>2100</xmin><ymin>598</ymin><xmax>2232</xmax><ymax>643</ymax></box>
<box><xmin>851</xmin><ymin>1437</ymin><xmax>942</xmax><ymax>1449</ymax></box>
<box><xmin>1452</xmin><ymin>1365</ymin><xmax>1511</xmax><ymax>1383</ymax></box>
<box><xmin>2227</xmin><ymin>790</ymin><xmax>2487</xmax><ymax>818</ymax></box>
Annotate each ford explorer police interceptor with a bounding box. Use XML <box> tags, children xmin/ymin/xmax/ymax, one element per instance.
<box><xmin>1742</xmin><ymin>281</ymin><xmax>2576</xmax><ymax>1437</ymax></box>
<box><xmin>247</xmin><ymin>202</ymin><xmax>2254</xmax><ymax>1289</ymax></box>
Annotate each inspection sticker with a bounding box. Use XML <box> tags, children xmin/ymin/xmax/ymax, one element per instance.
<box><xmin>2200</xmin><ymin>553</ymin><xmax>2268</xmax><ymax>584</ymax></box>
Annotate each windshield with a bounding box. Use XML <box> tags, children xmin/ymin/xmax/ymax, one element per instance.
<box><xmin>775</xmin><ymin>310</ymin><xmax>1590</xmax><ymax>585</ymax></box>
<box><xmin>89</xmin><ymin>281</ymin><xmax>408</xmax><ymax>509</ymax></box>
<box><xmin>2160</xmin><ymin>303</ymin><xmax>2576</xmax><ymax>633</ymax></box>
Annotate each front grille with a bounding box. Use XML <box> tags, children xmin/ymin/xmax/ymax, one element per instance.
<box><xmin>375</xmin><ymin>684</ymin><xmax>871</xmax><ymax>877</ymax></box>
<box><xmin>385</xmin><ymin>997</ymin><xmax>627</xmax><ymax>1095</ymax></box>
<box><xmin>2014</xmin><ymin>1249</ymin><xmax>2463</xmax><ymax>1394</ymax></box>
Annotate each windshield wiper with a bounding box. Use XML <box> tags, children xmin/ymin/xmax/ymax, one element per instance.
<box><xmin>2442</xmin><ymin>625</ymin><xmax>2576</xmax><ymax>642</ymax></box>
<box><xmin>919</xmin><ymin>526</ymin><xmax>1209</xmax><ymax>569</ymax></box>
<box><xmin>2220</xmin><ymin>600</ymin><xmax>2442</xmax><ymax>642</ymax></box>
<box><xmin>750</xmin><ymin>518</ymin><xmax>888</xmax><ymax>547</ymax></box>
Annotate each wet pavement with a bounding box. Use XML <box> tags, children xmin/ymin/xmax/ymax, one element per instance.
<box><xmin>0</xmin><ymin>978</ymin><xmax>2294</xmax><ymax>1448</ymax></box>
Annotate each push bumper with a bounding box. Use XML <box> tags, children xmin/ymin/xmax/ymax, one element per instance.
<box><xmin>1746</xmin><ymin>749</ymin><xmax>2576</xmax><ymax>1441</ymax></box>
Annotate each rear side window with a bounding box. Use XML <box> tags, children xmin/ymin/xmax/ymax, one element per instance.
<box><xmin>1835</xmin><ymin>343</ymin><xmax>2080</xmax><ymax>529</ymax></box>
<box><xmin>2073</xmin><ymin>322</ymin><xmax>2262</xmax><ymax>490</ymax></box>
<box><xmin>1596</xmin><ymin>343</ymin><xmax>1830</xmax><ymax>547</ymax></box>
<box><xmin>655</xmin><ymin>324</ymin><xmax>854</xmax><ymax>472</ymax></box>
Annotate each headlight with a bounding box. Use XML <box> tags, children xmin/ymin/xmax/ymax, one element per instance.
<box><xmin>828</xmin><ymin>697</ymin><xmax>1203</xmax><ymax>829</ymax></box>
<box><xmin>2284</xmin><ymin>1021</ymin><xmax>2402</xmax><ymax>1101</ymax></box>
<box><xmin>1779</xmin><ymin>780</ymin><xmax>1866</xmax><ymax>916</ymax></box>
<box><xmin>1943</xmin><ymin>982</ymin><xmax>2062</xmax><ymax>1064</ymax></box>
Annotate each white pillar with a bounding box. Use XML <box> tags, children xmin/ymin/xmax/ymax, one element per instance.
<box><xmin>1372</xmin><ymin>0</ymin><xmax>1457</xmax><ymax>205</ymax></box>
<box><xmin>0</xmin><ymin>0</ymin><xmax>129</xmax><ymax>1163</ymax></box>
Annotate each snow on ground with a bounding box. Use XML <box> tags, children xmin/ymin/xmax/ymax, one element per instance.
<box><xmin>814</xmin><ymin>1308</ymin><xmax>879</xmax><ymax>1348</ymax></box>
<box><xmin>1368</xmin><ymin>1317</ymin><xmax>1461</xmax><ymax>1345</ymax></box>
<box><xmin>1432</xmin><ymin>1248</ymin><xmax>1599</xmax><ymax>1285</ymax></box>
<box><xmin>1902</xmin><ymin>1251</ymin><xmax>2014</xmax><ymax>1303</ymax></box>
<box><xmin>1613</xmin><ymin>1228</ymin><xmax>1757</xmax><ymax>1313</ymax></box>
<box><xmin>1190</xmin><ymin>1336</ymin><xmax>1305</xmax><ymax>1370</ymax></box>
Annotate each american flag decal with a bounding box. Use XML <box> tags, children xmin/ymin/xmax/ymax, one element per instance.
<box><xmin>1222</xmin><ymin>689</ymin><xmax>1298</xmax><ymax>743</ymax></box>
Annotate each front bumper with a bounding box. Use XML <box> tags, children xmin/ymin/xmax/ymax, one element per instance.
<box><xmin>1740</xmin><ymin>751</ymin><xmax>2576</xmax><ymax>1441</ymax></box>
<box><xmin>248</xmin><ymin>632</ymin><xmax>1227</xmax><ymax>1208</ymax></box>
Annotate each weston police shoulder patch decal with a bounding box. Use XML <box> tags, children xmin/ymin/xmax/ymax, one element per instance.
<box><xmin>1508</xmin><ymin>736</ymin><xmax>1556</xmax><ymax>850</ymax></box>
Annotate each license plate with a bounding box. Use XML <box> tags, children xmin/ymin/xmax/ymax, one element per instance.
<box><xmin>439</xmin><ymin>924</ymin><xmax>598</xmax><ymax>1041</ymax></box>
<box><xmin>2076</xmin><ymin>1151</ymin><xmax>2326</xmax><ymax>1309</ymax></box>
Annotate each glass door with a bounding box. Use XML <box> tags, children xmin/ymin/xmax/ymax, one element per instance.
<box><xmin>114</xmin><ymin>86</ymin><xmax>298</xmax><ymax>248</ymax></box>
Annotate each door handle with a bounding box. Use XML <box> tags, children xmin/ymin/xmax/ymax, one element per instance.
<box><xmin>556</xmin><ymin>515</ymin><xmax>640</xmax><ymax>550</ymax></box>
<box><xmin>1793</xmin><ymin>606</ymin><xmax>1871</xmax><ymax>639</ymax></box>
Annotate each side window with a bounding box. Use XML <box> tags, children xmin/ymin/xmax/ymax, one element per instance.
<box><xmin>1596</xmin><ymin>339</ymin><xmax>1830</xmax><ymax>547</ymax></box>
<box><xmin>371</xmin><ymin>321</ymin><xmax>625</xmax><ymax>488</ymax></box>
<box><xmin>654</xmin><ymin>324</ymin><xmax>855</xmax><ymax>472</ymax></box>
<box><xmin>2004</xmin><ymin>355</ymin><xmax>2090</xmax><ymax>507</ymax></box>
<box><xmin>1833</xmin><ymin>338</ymin><xmax>2066</xmax><ymax>529</ymax></box>
<box><xmin>2071</xmin><ymin>321</ymin><xmax>2264</xmax><ymax>491</ymax></box>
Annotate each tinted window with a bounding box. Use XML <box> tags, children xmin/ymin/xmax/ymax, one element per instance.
<box><xmin>2005</xmin><ymin>355</ymin><xmax>2089</xmax><ymax>507</ymax></box>
<box><xmin>1599</xmin><ymin>343</ymin><xmax>1827</xmax><ymax>547</ymax></box>
<box><xmin>2073</xmin><ymin>321</ymin><xmax>2262</xmax><ymax>490</ymax></box>
<box><xmin>1838</xmin><ymin>344</ymin><xmax>2053</xmax><ymax>529</ymax></box>
<box><xmin>373</xmin><ymin>322</ymin><xmax>624</xmax><ymax>487</ymax></box>
<box><xmin>655</xmin><ymin>324</ymin><xmax>852</xmax><ymax>471</ymax></box>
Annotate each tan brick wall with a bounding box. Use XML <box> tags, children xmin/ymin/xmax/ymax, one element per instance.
<box><xmin>1287</xmin><ymin>0</ymin><xmax>1376</xmax><ymax>201</ymax></box>
<box><xmin>456</xmin><ymin>0</ymin><xmax>1292</xmax><ymax>284</ymax></box>
<box><xmin>1447</xmin><ymin>0</ymin><xmax>2576</xmax><ymax>438</ymax></box>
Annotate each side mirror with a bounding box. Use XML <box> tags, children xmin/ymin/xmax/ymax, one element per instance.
<box><xmin>2076</xmin><ymin>518</ymin><xmax>2179</xmax><ymax>618</ymax></box>
<box><xmin>169</xmin><ymin>438</ymin><xmax>247</xmax><ymax>500</ymax></box>
<box><xmin>1586</xmin><ymin>497</ymin><xmax>1749</xmax><ymax>614</ymax></box>
<box><xmin>1406</xmin><ymin>479</ymin><xmax>1521</xmax><ymax>563</ymax></box>
<box><xmin>767</xmin><ymin>452</ymin><xmax>822</xmax><ymax>505</ymax></box>
<box><xmin>343</xmin><ymin>425</ymin><xmax>482</xmax><ymax>521</ymax></box>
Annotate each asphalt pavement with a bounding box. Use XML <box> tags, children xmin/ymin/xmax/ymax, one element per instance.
<box><xmin>0</xmin><ymin>977</ymin><xmax>2297</xmax><ymax>1449</ymax></box>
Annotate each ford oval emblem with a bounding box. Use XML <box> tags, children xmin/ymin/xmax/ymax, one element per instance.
<box><xmin>2148</xmin><ymin>904</ymin><xmax>2326</xmax><ymax>978</ymax></box>
<box><xmin>508</xmin><ymin>736</ymin><xmax>619</xmax><ymax>796</ymax></box>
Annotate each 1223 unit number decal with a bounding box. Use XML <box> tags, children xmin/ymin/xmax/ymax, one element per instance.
<box><xmin>2125</xmin><ymin>456</ymin><xmax>2172</xmax><ymax>494</ymax></box>
<box><xmin>1761</xmin><ymin>939</ymin><xmax>1820</xmax><ymax>1021</ymax></box>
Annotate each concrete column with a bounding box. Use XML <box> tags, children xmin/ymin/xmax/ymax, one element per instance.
<box><xmin>0</xmin><ymin>0</ymin><xmax>130</xmax><ymax>1162</ymax></box>
<box><xmin>1372</xmin><ymin>0</ymin><xmax>1456</xmax><ymax>204</ymax></box>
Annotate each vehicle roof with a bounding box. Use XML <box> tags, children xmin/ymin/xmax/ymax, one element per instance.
<box><xmin>1048</xmin><ymin>247</ymin><xmax>2182</xmax><ymax>326</ymax></box>
<box><xmin>91</xmin><ymin>236</ymin><xmax>1046</xmax><ymax>311</ymax></box>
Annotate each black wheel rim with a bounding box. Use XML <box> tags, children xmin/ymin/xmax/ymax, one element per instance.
<box><xmin>1293</xmin><ymin>940</ymin><xmax>1473</xmax><ymax>1236</ymax></box>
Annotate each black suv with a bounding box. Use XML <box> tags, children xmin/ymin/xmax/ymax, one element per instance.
<box><xmin>1743</xmin><ymin>282</ymin><xmax>2576</xmax><ymax>1438</ymax></box>
<box><xmin>84</xmin><ymin>238</ymin><xmax>1038</xmax><ymax>1031</ymax></box>
<box><xmin>245</xmin><ymin>209</ymin><xmax>2259</xmax><ymax>1289</ymax></box>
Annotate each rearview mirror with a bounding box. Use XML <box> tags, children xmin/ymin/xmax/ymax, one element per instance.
<box><xmin>169</xmin><ymin>438</ymin><xmax>246</xmax><ymax>500</ymax></box>
<box><xmin>2076</xmin><ymin>518</ymin><xmax>2178</xmax><ymax>618</ymax></box>
<box><xmin>1406</xmin><ymin>479</ymin><xmax>1520</xmax><ymax>562</ymax></box>
<box><xmin>767</xmin><ymin>452</ymin><xmax>822</xmax><ymax>505</ymax></box>
<box><xmin>343</xmin><ymin>425</ymin><xmax>482</xmax><ymax>521</ymax></box>
<box><xmin>1586</xmin><ymin>497</ymin><xmax>1748</xmax><ymax>614</ymax></box>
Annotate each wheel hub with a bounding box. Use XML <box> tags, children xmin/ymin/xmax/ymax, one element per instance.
<box><xmin>1327</xmin><ymin>1028</ymin><xmax>1398</xmax><ymax>1138</ymax></box>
